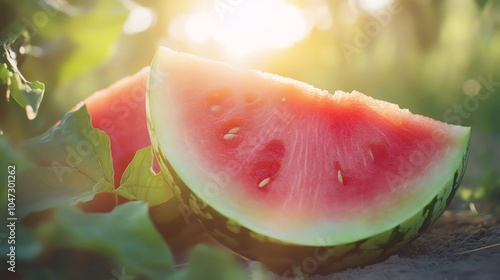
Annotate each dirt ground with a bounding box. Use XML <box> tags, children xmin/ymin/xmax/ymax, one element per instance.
<box><xmin>248</xmin><ymin>210</ymin><xmax>500</xmax><ymax>280</ymax></box>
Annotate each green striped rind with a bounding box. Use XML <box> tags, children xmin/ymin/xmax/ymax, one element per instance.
<box><xmin>148</xmin><ymin>112</ymin><xmax>470</xmax><ymax>276</ymax></box>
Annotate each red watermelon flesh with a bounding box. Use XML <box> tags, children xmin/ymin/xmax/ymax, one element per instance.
<box><xmin>147</xmin><ymin>48</ymin><xmax>470</xmax><ymax>246</ymax></box>
<box><xmin>191</xmin><ymin>90</ymin><xmax>447</xmax><ymax>217</ymax></box>
<box><xmin>74</xmin><ymin>68</ymin><xmax>159</xmax><ymax>212</ymax></box>
<box><xmin>51</xmin><ymin>67</ymin><xmax>207</xmax><ymax>258</ymax></box>
<box><xmin>82</xmin><ymin>67</ymin><xmax>158</xmax><ymax>185</ymax></box>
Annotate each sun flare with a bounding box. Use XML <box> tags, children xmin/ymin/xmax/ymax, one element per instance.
<box><xmin>168</xmin><ymin>0</ymin><xmax>319</xmax><ymax>56</ymax></box>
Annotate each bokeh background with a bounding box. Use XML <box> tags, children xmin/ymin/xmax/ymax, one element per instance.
<box><xmin>1</xmin><ymin>0</ymin><xmax>499</xmax><ymax>209</ymax></box>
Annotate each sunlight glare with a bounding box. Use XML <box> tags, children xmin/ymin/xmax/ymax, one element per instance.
<box><xmin>304</xmin><ymin>0</ymin><xmax>333</xmax><ymax>31</ymax></box>
<box><xmin>123</xmin><ymin>5</ymin><xmax>155</xmax><ymax>34</ymax></box>
<box><xmin>168</xmin><ymin>0</ymin><xmax>311</xmax><ymax>56</ymax></box>
<box><xmin>214</xmin><ymin>1</ymin><xmax>309</xmax><ymax>55</ymax></box>
<box><xmin>358</xmin><ymin>0</ymin><xmax>393</xmax><ymax>12</ymax></box>
<box><xmin>186</xmin><ymin>12</ymin><xmax>214</xmax><ymax>43</ymax></box>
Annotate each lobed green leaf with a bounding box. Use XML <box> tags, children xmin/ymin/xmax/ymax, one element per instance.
<box><xmin>114</xmin><ymin>146</ymin><xmax>174</xmax><ymax>206</ymax></box>
<box><xmin>35</xmin><ymin>201</ymin><xmax>176</xmax><ymax>279</ymax></box>
<box><xmin>16</xmin><ymin>105</ymin><xmax>114</xmax><ymax>218</ymax></box>
<box><xmin>0</xmin><ymin>31</ymin><xmax>44</xmax><ymax>119</ymax></box>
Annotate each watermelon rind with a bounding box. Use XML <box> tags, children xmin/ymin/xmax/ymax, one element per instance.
<box><xmin>148</xmin><ymin>127</ymin><xmax>468</xmax><ymax>275</ymax></box>
<box><xmin>146</xmin><ymin>47</ymin><xmax>470</xmax><ymax>275</ymax></box>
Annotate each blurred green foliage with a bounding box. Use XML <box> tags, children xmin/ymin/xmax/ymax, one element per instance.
<box><xmin>0</xmin><ymin>1</ymin><xmax>499</xmax><ymax>278</ymax></box>
<box><xmin>8</xmin><ymin>202</ymin><xmax>246</xmax><ymax>279</ymax></box>
<box><xmin>12</xmin><ymin>105</ymin><xmax>114</xmax><ymax>219</ymax></box>
<box><xmin>35</xmin><ymin>202</ymin><xmax>176</xmax><ymax>279</ymax></box>
<box><xmin>0</xmin><ymin>0</ymin><xmax>128</xmax><ymax>141</ymax></box>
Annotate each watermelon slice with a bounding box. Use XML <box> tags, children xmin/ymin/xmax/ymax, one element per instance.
<box><xmin>146</xmin><ymin>47</ymin><xmax>470</xmax><ymax>275</ymax></box>
<box><xmin>75</xmin><ymin>68</ymin><xmax>151</xmax><ymax>212</ymax></box>
<box><xmin>66</xmin><ymin>68</ymin><xmax>205</xmax><ymax>258</ymax></box>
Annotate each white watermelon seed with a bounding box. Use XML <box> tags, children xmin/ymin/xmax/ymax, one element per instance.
<box><xmin>258</xmin><ymin>177</ymin><xmax>271</xmax><ymax>188</ymax></box>
<box><xmin>337</xmin><ymin>170</ymin><xmax>344</xmax><ymax>184</ymax></box>
<box><xmin>369</xmin><ymin>149</ymin><xmax>374</xmax><ymax>161</ymax></box>
<box><xmin>281</xmin><ymin>97</ymin><xmax>286</xmax><ymax>102</ymax></box>
<box><xmin>223</xmin><ymin>133</ymin><xmax>236</xmax><ymax>140</ymax></box>
<box><xmin>228</xmin><ymin>127</ymin><xmax>240</xmax><ymax>134</ymax></box>
<box><xmin>211</xmin><ymin>105</ymin><xmax>221</xmax><ymax>112</ymax></box>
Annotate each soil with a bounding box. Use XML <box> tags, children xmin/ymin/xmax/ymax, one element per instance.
<box><xmin>249</xmin><ymin>210</ymin><xmax>500</xmax><ymax>280</ymax></box>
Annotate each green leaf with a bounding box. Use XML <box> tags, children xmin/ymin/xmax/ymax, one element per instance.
<box><xmin>36</xmin><ymin>201</ymin><xmax>176</xmax><ymax>279</ymax></box>
<box><xmin>57</xmin><ymin>0</ymin><xmax>128</xmax><ymax>83</ymax></box>
<box><xmin>0</xmin><ymin>225</ymin><xmax>42</xmax><ymax>262</ymax></box>
<box><xmin>476</xmin><ymin>0</ymin><xmax>490</xmax><ymax>9</ymax></box>
<box><xmin>0</xmin><ymin>136</ymin><xmax>33</xmax><ymax>172</ymax></box>
<box><xmin>114</xmin><ymin>146</ymin><xmax>174</xmax><ymax>206</ymax></box>
<box><xmin>0</xmin><ymin>31</ymin><xmax>44</xmax><ymax>119</ymax></box>
<box><xmin>173</xmin><ymin>245</ymin><xmax>248</xmax><ymax>280</ymax></box>
<box><xmin>16</xmin><ymin>105</ymin><xmax>114</xmax><ymax>218</ymax></box>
